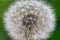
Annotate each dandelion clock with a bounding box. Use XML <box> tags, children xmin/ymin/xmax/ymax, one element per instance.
<box><xmin>4</xmin><ymin>0</ymin><xmax>56</xmax><ymax>40</ymax></box>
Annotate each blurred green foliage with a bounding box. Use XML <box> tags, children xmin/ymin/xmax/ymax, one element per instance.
<box><xmin>0</xmin><ymin>0</ymin><xmax>60</xmax><ymax>40</ymax></box>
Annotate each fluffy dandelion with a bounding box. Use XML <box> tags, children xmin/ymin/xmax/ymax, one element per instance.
<box><xmin>4</xmin><ymin>0</ymin><xmax>55</xmax><ymax>40</ymax></box>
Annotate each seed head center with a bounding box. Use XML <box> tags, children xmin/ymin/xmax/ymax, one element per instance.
<box><xmin>22</xmin><ymin>14</ymin><xmax>37</xmax><ymax>28</ymax></box>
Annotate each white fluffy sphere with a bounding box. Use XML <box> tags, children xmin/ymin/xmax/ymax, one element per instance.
<box><xmin>4</xmin><ymin>0</ymin><xmax>55</xmax><ymax>40</ymax></box>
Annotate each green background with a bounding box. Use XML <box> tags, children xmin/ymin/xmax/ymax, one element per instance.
<box><xmin>0</xmin><ymin>0</ymin><xmax>60</xmax><ymax>40</ymax></box>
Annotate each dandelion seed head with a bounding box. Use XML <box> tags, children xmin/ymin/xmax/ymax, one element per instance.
<box><xmin>4</xmin><ymin>0</ymin><xmax>55</xmax><ymax>40</ymax></box>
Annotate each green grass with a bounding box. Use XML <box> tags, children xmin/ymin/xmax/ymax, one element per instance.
<box><xmin>0</xmin><ymin>0</ymin><xmax>60</xmax><ymax>40</ymax></box>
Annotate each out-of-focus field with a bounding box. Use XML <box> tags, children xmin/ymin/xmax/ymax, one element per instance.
<box><xmin>0</xmin><ymin>0</ymin><xmax>60</xmax><ymax>40</ymax></box>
